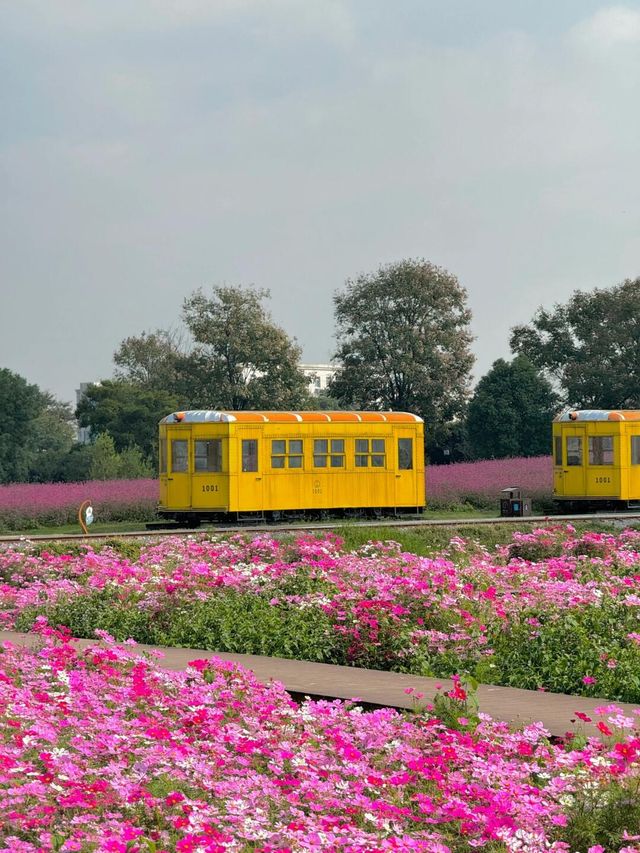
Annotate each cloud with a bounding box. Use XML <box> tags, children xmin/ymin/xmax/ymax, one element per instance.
<box><xmin>570</xmin><ymin>5</ymin><xmax>640</xmax><ymax>49</ymax></box>
<box><xmin>1</xmin><ymin>0</ymin><xmax>355</xmax><ymax>47</ymax></box>
<box><xmin>2</xmin><ymin>1</ymin><xmax>640</xmax><ymax>404</ymax></box>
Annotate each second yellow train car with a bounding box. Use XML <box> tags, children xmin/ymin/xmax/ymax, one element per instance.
<box><xmin>553</xmin><ymin>409</ymin><xmax>640</xmax><ymax>510</ymax></box>
<box><xmin>158</xmin><ymin>410</ymin><xmax>425</xmax><ymax>524</ymax></box>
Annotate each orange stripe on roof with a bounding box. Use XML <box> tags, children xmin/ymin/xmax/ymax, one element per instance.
<box><xmin>609</xmin><ymin>411</ymin><xmax>640</xmax><ymax>421</ymax></box>
<box><xmin>386</xmin><ymin>413</ymin><xmax>422</xmax><ymax>423</ymax></box>
<box><xmin>262</xmin><ymin>412</ymin><xmax>303</xmax><ymax>422</ymax></box>
<box><xmin>232</xmin><ymin>412</ymin><xmax>269</xmax><ymax>422</ymax></box>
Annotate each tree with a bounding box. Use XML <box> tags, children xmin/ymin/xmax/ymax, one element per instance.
<box><xmin>27</xmin><ymin>395</ymin><xmax>76</xmax><ymax>482</ymax></box>
<box><xmin>306</xmin><ymin>392</ymin><xmax>344</xmax><ymax>411</ymax></box>
<box><xmin>113</xmin><ymin>329</ymin><xmax>186</xmax><ymax>395</ymax></box>
<box><xmin>89</xmin><ymin>433</ymin><xmax>121</xmax><ymax>480</ymax></box>
<box><xmin>117</xmin><ymin>445</ymin><xmax>153</xmax><ymax>479</ymax></box>
<box><xmin>55</xmin><ymin>444</ymin><xmax>95</xmax><ymax>483</ymax></box>
<box><xmin>330</xmin><ymin>259</ymin><xmax>474</xmax><ymax>452</ymax></box>
<box><xmin>76</xmin><ymin>381</ymin><xmax>179</xmax><ymax>465</ymax></box>
<box><xmin>182</xmin><ymin>286</ymin><xmax>311</xmax><ymax>409</ymax></box>
<box><xmin>510</xmin><ymin>277</ymin><xmax>640</xmax><ymax>408</ymax></box>
<box><xmin>466</xmin><ymin>356</ymin><xmax>559</xmax><ymax>460</ymax></box>
<box><xmin>0</xmin><ymin>368</ymin><xmax>43</xmax><ymax>483</ymax></box>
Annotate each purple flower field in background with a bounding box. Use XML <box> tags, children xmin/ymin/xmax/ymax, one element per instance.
<box><xmin>0</xmin><ymin>479</ymin><xmax>158</xmax><ymax>530</ymax></box>
<box><xmin>427</xmin><ymin>455</ymin><xmax>553</xmax><ymax>509</ymax></box>
<box><xmin>0</xmin><ymin>456</ymin><xmax>554</xmax><ymax>530</ymax></box>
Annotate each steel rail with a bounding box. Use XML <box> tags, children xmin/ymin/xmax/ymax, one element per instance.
<box><xmin>1</xmin><ymin>511</ymin><xmax>639</xmax><ymax>544</ymax></box>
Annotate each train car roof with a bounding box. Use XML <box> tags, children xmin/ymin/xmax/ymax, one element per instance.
<box><xmin>160</xmin><ymin>410</ymin><xmax>423</xmax><ymax>424</ymax></box>
<box><xmin>555</xmin><ymin>409</ymin><xmax>640</xmax><ymax>422</ymax></box>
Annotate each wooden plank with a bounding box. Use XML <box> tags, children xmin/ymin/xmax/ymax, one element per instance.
<box><xmin>1</xmin><ymin>631</ymin><xmax>636</xmax><ymax>739</ymax></box>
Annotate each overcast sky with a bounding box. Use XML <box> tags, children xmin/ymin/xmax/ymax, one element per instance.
<box><xmin>1</xmin><ymin>0</ymin><xmax>639</xmax><ymax>405</ymax></box>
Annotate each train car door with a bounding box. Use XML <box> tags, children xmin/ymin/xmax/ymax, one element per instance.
<box><xmin>562</xmin><ymin>425</ymin><xmax>587</xmax><ymax>497</ymax></box>
<box><xmin>587</xmin><ymin>432</ymin><xmax>619</xmax><ymax>498</ymax></box>
<box><xmin>395</xmin><ymin>431</ymin><xmax>418</xmax><ymax>507</ymax></box>
<box><xmin>166</xmin><ymin>427</ymin><xmax>191</xmax><ymax>508</ymax></box>
<box><xmin>191</xmin><ymin>436</ymin><xmax>229</xmax><ymax>511</ymax></box>
<box><xmin>237</xmin><ymin>429</ymin><xmax>263</xmax><ymax>512</ymax></box>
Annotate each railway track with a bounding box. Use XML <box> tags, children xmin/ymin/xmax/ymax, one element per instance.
<box><xmin>1</xmin><ymin>510</ymin><xmax>640</xmax><ymax>543</ymax></box>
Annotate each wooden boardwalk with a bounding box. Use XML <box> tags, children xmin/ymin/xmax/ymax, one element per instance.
<box><xmin>2</xmin><ymin>630</ymin><xmax>637</xmax><ymax>739</ymax></box>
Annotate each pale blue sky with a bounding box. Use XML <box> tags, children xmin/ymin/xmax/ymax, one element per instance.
<box><xmin>1</xmin><ymin>1</ymin><xmax>639</xmax><ymax>404</ymax></box>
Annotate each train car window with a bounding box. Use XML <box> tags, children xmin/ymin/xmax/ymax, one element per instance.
<box><xmin>272</xmin><ymin>439</ymin><xmax>304</xmax><ymax>469</ymax></box>
<box><xmin>271</xmin><ymin>439</ymin><xmax>286</xmax><ymax>468</ymax></box>
<box><xmin>159</xmin><ymin>438</ymin><xmax>167</xmax><ymax>474</ymax></box>
<box><xmin>355</xmin><ymin>438</ymin><xmax>369</xmax><ymax>467</ymax></box>
<box><xmin>566</xmin><ymin>436</ymin><xmax>582</xmax><ymax>466</ymax></box>
<box><xmin>195</xmin><ymin>439</ymin><xmax>222</xmax><ymax>472</ymax></box>
<box><xmin>314</xmin><ymin>439</ymin><xmax>328</xmax><ymax>467</ymax></box>
<box><xmin>171</xmin><ymin>440</ymin><xmax>188</xmax><ymax>473</ymax></box>
<box><xmin>355</xmin><ymin>438</ymin><xmax>385</xmax><ymax>468</ymax></box>
<box><xmin>242</xmin><ymin>439</ymin><xmax>258</xmax><ymax>472</ymax></box>
<box><xmin>632</xmin><ymin>436</ymin><xmax>640</xmax><ymax>465</ymax></box>
<box><xmin>588</xmin><ymin>436</ymin><xmax>613</xmax><ymax>465</ymax></box>
<box><xmin>554</xmin><ymin>436</ymin><xmax>562</xmax><ymax>466</ymax></box>
<box><xmin>330</xmin><ymin>439</ymin><xmax>344</xmax><ymax>467</ymax></box>
<box><xmin>287</xmin><ymin>439</ymin><xmax>303</xmax><ymax>469</ymax></box>
<box><xmin>398</xmin><ymin>438</ymin><xmax>413</xmax><ymax>470</ymax></box>
<box><xmin>315</xmin><ymin>439</ymin><xmax>344</xmax><ymax>467</ymax></box>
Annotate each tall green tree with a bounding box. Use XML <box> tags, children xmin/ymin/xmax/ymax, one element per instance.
<box><xmin>113</xmin><ymin>329</ymin><xmax>186</xmax><ymax>395</ymax></box>
<box><xmin>510</xmin><ymin>277</ymin><xmax>640</xmax><ymax>408</ymax></box>
<box><xmin>330</xmin><ymin>259</ymin><xmax>474</xmax><ymax>452</ymax></box>
<box><xmin>89</xmin><ymin>433</ymin><xmax>121</xmax><ymax>481</ymax></box>
<box><xmin>0</xmin><ymin>368</ymin><xmax>43</xmax><ymax>483</ymax></box>
<box><xmin>182</xmin><ymin>285</ymin><xmax>311</xmax><ymax>409</ymax></box>
<box><xmin>55</xmin><ymin>444</ymin><xmax>95</xmax><ymax>483</ymax></box>
<box><xmin>76</xmin><ymin>381</ymin><xmax>179</xmax><ymax>465</ymax></box>
<box><xmin>27</xmin><ymin>395</ymin><xmax>76</xmax><ymax>482</ymax></box>
<box><xmin>466</xmin><ymin>356</ymin><xmax>559</xmax><ymax>460</ymax></box>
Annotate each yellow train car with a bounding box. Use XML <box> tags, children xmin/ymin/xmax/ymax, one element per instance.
<box><xmin>158</xmin><ymin>410</ymin><xmax>425</xmax><ymax>523</ymax></box>
<box><xmin>553</xmin><ymin>409</ymin><xmax>640</xmax><ymax>510</ymax></box>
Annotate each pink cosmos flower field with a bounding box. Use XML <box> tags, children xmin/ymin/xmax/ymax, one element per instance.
<box><xmin>1</xmin><ymin>625</ymin><xmax>640</xmax><ymax>852</ymax></box>
<box><xmin>427</xmin><ymin>455</ymin><xmax>552</xmax><ymax>509</ymax></box>
<box><xmin>2</xmin><ymin>529</ymin><xmax>640</xmax><ymax>849</ymax></box>
<box><xmin>3</xmin><ymin>526</ymin><xmax>640</xmax><ymax>702</ymax></box>
<box><xmin>0</xmin><ymin>479</ymin><xmax>158</xmax><ymax>530</ymax></box>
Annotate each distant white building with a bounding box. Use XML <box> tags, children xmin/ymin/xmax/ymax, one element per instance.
<box><xmin>75</xmin><ymin>382</ymin><xmax>97</xmax><ymax>444</ymax></box>
<box><xmin>299</xmin><ymin>363</ymin><xmax>338</xmax><ymax>396</ymax></box>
